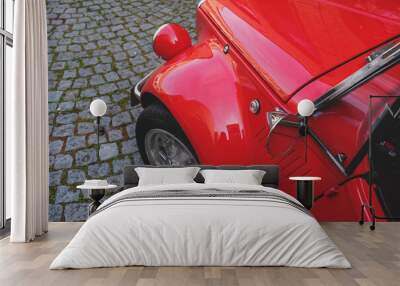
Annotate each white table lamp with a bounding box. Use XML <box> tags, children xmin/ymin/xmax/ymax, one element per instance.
<box><xmin>90</xmin><ymin>99</ymin><xmax>107</xmax><ymax>156</ymax></box>
<box><xmin>297</xmin><ymin>99</ymin><xmax>315</xmax><ymax>161</ymax></box>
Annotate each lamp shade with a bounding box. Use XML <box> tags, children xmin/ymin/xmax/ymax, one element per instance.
<box><xmin>90</xmin><ymin>99</ymin><xmax>107</xmax><ymax>117</ymax></box>
<box><xmin>297</xmin><ymin>99</ymin><xmax>315</xmax><ymax>117</ymax></box>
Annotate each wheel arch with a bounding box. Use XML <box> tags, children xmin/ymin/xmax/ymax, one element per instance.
<box><xmin>141</xmin><ymin>92</ymin><xmax>166</xmax><ymax>109</ymax></box>
<box><xmin>139</xmin><ymin>92</ymin><xmax>193</xmax><ymax>154</ymax></box>
<box><xmin>135</xmin><ymin>103</ymin><xmax>200</xmax><ymax>165</ymax></box>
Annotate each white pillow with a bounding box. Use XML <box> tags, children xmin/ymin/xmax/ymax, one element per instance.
<box><xmin>135</xmin><ymin>167</ymin><xmax>200</xmax><ymax>186</ymax></box>
<box><xmin>200</xmin><ymin>169</ymin><xmax>266</xmax><ymax>185</ymax></box>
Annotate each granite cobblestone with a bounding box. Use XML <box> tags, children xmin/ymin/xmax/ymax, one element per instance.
<box><xmin>47</xmin><ymin>0</ymin><xmax>196</xmax><ymax>221</ymax></box>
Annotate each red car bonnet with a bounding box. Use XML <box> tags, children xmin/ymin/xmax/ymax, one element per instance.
<box><xmin>200</xmin><ymin>0</ymin><xmax>400</xmax><ymax>102</ymax></box>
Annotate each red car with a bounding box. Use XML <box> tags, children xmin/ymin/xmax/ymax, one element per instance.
<box><xmin>132</xmin><ymin>0</ymin><xmax>400</xmax><ymax>221</ymax></box>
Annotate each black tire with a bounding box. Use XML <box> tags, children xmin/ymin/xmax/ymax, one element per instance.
<box><xmin>135</xmin><ymin>104</ymin><xmax>198</xmax><ymax>165</ymax></box>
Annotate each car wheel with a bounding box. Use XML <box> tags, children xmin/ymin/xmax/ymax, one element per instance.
<box><xmin>136</xmin><ymin>104</ymin><xmax>199</xmax><ymax>166</ymax></box>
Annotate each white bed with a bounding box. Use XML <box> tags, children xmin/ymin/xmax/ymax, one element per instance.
<box><xmin>50</xmin><ymin>183</ymin><xmax>351</xmax><ymax>269</ymax></box>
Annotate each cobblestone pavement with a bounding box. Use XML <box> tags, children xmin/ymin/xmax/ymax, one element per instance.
<box><xmin>47</xmin><ymin>0</ymin><xmax>197</xmax><ymax>221</ymax></box>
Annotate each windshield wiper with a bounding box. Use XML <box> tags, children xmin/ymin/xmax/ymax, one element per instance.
<box><xmin>315</xmin><ymin>40</ymin><xmax>400</xmax><ymax>111</ymax></box>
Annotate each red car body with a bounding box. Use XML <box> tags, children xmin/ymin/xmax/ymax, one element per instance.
<box><xmin>135</xmin><ymin>0</ymin><xmax>400</xmax><ymax>221</ymax></box>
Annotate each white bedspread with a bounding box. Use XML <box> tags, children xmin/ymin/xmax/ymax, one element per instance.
<box><xmin>50</xmin><ymin>183</ymin><xmax>350</xmax><ymax>269</ymax></box>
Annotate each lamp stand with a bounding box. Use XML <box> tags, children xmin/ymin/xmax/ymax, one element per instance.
<box><xmin>299</xmin><ymin>117</ymin><xmax>309</xmax><ymax>162</ymax></box>
<box><xmin>96</xmin><ymin>116</ymin><xmax>100</xmax><ymax>158</ymax></box>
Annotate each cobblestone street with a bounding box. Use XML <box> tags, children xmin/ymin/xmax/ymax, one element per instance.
<box><xmin>47</xmin><ymin>0</ymin><xmax>197</xmax><ymax>221</ymax></box>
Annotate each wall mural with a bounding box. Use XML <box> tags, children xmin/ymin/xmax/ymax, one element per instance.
<box><xmin>47</xmin><ymin>0</ymin><xmax>400</xmax><ymax>222</ymax></box>
<box><xmin>47</xmin><ymin>0</ymin><xmax>197</xmax><ymax>221</ymax></box>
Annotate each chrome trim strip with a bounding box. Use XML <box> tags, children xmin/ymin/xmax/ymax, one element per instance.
<box><xmin>133</xmin><ymin>71</ymin><xmax>154</xmax><ymax>102</ymax></box>
<box><xmin>315</xmin><ymin>40</ymin><xmax>400</xmax><ymax>111</ymax></box>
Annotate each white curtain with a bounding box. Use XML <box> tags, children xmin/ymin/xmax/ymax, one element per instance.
<box><xmin>7</xmin><ymin>0</ymin><xmax>49</xmax><ymax>242</ymax></box>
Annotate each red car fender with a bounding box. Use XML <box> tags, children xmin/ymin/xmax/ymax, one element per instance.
<box><xmin>141</xmin><ymin>38</ymin><xmax>282</xmax><ymax>165</ymax></box>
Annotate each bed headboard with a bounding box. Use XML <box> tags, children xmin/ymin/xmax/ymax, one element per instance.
<box><xmin>123</xmin><ymin>165</ymin><xmax>279</xmax><ymax>189</ymax></box>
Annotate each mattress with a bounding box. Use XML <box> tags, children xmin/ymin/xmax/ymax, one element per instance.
<box><xmin>50</xmin><ymin>183</ymin><xmax>351</xmax><ymax>269</ymax></box>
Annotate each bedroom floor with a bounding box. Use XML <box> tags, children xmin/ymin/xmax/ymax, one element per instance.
<box><xmin>0</xmin><ymin>223</ymin><xmax>399</xmax><ymax>286</ymax></box>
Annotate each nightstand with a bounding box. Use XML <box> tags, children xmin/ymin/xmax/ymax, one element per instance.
<box><xmin>289</xmin><ymin>176</ymin><xmax>321</xmax><ymax>210</ymax></box>
<box><xmin>77</xmin><ymin>183</ymin><xmax>117</xmax><ymax>215</ymax></box>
